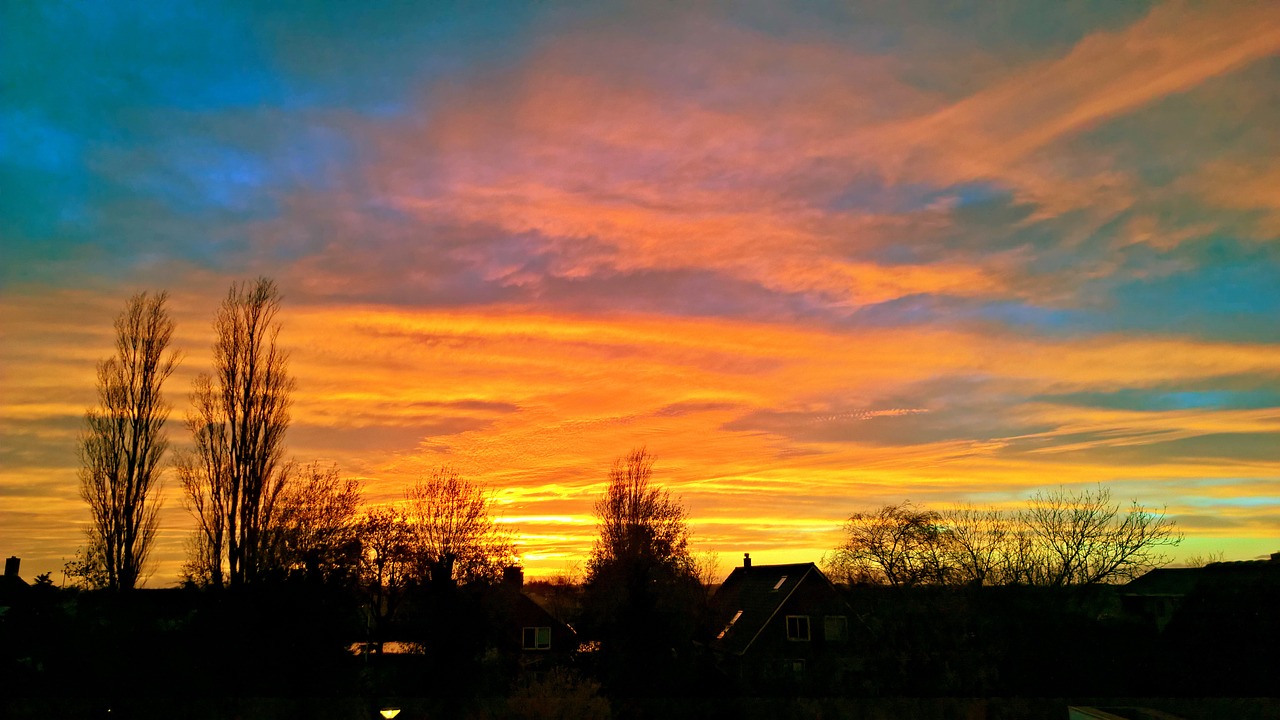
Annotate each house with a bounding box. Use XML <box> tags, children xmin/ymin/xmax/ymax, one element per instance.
<box><xmin>0</xmin><ymin>556</ymin><xmax>29</xmax><ymax>610</ymax></box>
<box><xmin>706</xmin><ymin>554</ymin><xmax>857</xmax><ymax>689</ymax></box>
<box><xmin>484</xmin><ymin>567</ymin><xmax>577</xmax><ymax>669</ymax></box>
<box><xmin>1121</xmin><ymin>551</ymin><xmax>1280</xmax><ymax>630</ymax></box>
<box><xmin>368</xmin><ymin>566</ymin><xmax>577</xmax><ymax>661</ymax></box>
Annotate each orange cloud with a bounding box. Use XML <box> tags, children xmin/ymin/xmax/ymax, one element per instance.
<box><xmin>272</xmin><ymin>305</ymin><xmax>1280</xmax><ymax>577</ymax></box>
<box><xmin>866</xmin><ymin>1</ymin><xmax>1280</xmax><ymax>212</ymax></box>
<box><xmin>7</xmin><ymin>267</ymin><xmax>1280</xmax><ymax>583</ymax></box>
<box><xmin>1191</xmin><ymin>160</ymin><xmax>1280</xmax><ymax>238</ymax></box>
<box><xmin>5</xmin><ymin>3</ymin><xmax>1280</xmax><ymax>584</ymax></box>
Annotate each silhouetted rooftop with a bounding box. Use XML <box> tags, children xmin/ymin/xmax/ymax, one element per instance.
<box><xmin>1123</xmin><ymin>552</ymin><xmax>1280</xmax><ymax>597</ymax></box>
<box><xmin>709</xmin><ymin>562</ymin><xmax>824</xmax><ymax>656</ymax></box>
<box><xmin>1121</xmin><ymin>568</ymin><xmax>1201</xmax><ymax>597</ymax></box>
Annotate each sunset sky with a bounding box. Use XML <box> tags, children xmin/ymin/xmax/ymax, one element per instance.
<box><xmin>3</xmin><ymin>1</ymin><xmax>1279</xmax><ymax>584</ymax></box>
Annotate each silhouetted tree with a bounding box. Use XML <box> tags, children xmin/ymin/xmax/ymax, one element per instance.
<box><xmin>262</xmin><ymin>462</ymin><xmax>362</xmax><ymax>583</ymax></box>
<box><xmin>588</xmin><ymin>448</ymin><xmax>692</xmax><ymax>575</ymax></box>
<box><xmin>357</xmin><ymin>505</ymin><xmax>414</xmax><ymax>641</ymax></box>
<box><xmin>581</xmin><ymin>448</ymin><xmax>703</xmax><ymax>693</ymax></box>
<box><xmin>177</xmin><ymin>374</ymin><xmax>229</xmax><ymax>586</ymax></box>
<box><xmin>404</xmin><ymin>468</ymin><xmax>516</xmax><ymax>585</ymax></box>
<box><xmin>942</xmin><ymin>505</ymin><xmax>1017</xmax><ymax>585</ymax></box>
<box><xmin>829</xmin><ymin>487</ymin><xmax>1180</xmax><ymax>587</ymax></box>
<box><xmin>78</xmin><ymin>290</ymin><xmax>179</xmax><ymax>590</ymax></box>
<box><xmin>179</xmin><ymin>277</ymin><xmax>295</xmax><ymax>587</ymax></box>
<box><xmin>1020</xmin><ymin>485</ymin><xmax>1180</xmax><ymax>586</ymax></box>
<box><xmin>1183</xmin><ymin>551</ymin><xmax>1225</xmax><ymax>568</ymax></box>
<box><xmin>63</xmin><ymin>533</ymin><xmax>110</xmax><ymax>589</ymax></box>
<box><xmin>827</xmin><ymin>502</ymin><xmax>951</xmax><ymax>586</ymax></box>
<box><xmin>178</xmin><ymin>526</ymin><xmax>221</xmax><ymax>588</ymax></box>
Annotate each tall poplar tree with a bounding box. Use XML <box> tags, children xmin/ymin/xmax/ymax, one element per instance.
<box><xmin>79</xmin><ymin>291</ymin><xmax>179</xmax><ymax>590</ymax></box>
<box><xmin>179</xmin><ymin>277</ymin><xmax>294</xmax><ymax>587</ymax></box>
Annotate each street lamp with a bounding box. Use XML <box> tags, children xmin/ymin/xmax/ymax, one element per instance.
<box><xmin>379</xmin><ymin>708</ymin><xmax>401</xmax><ymax>719</ymax></box>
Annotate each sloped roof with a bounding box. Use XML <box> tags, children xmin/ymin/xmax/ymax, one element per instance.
<box><xmin>1123</xmin><ymin>556</ymin><xmax>1280</xmax><ymax>597</ymax></box>
<box><xmin>708</xmin><ymin>562</ymin><xmax>832</xmax><ymax>656</ymax></box>
<box><xmin>1121</xmin><ymin>568</ymin><xmax>1203</xmax><ymax>597</ymax></box>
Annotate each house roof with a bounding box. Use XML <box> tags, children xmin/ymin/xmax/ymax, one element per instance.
<box><xmin>1121</xmin><ymin>568</ymin><xmax>1203</xmax><ymax>597</ymax></box>
<box><xmin>1123</xmin><ymin>554</ymin><xmax>1280</xmax><ymax>597</ymax></box>
<box><xmin>708</xmin><ymin>562</ymin><xmax>836</xmax><ymax>656</ymax></box>
<box><xmin>485</xmin><ymin>583</ymin><xmax>576</xmax><ymax>635</ymax></box>
<box><xmin>0</xmin><ymin>574</ymin><xmax>30</xmax><ymax>605</ymax></box>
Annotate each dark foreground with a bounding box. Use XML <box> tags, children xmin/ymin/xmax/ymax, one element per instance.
<box><xmin>4</xmin><ymin>695</ymin><xmax>1280</xmax><ymax>720</ymax></box>
<box><xmin>3</xmin><ymin>576</ymin><xmax>1277</xmax><ymax>720</ymax></box>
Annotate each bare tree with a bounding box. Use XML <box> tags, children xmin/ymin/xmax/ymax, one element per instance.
<box><xmin>829</xmin><ymin>484</ymin><xmax>1177</xmax><ymax>586</ymax></box>
<box><xmin>692</xmin><ymin>550</ymin><xmax>723</xmax><ymax>593</ymax></box>
<box><xmin>358</xmin><ymin>505</ymin><xmax>415</xmax><ymax>643</ymax></box>
<box><xmin>177</xmin><ymin>375</ymin><xmax>229</xmax><ymax>587</ymax></box>
<box><xmin>1021</xmin><ymin>485</ymin><xmax>1181</xmax><ymax>586</ymax></box>
<box><xmin>63</xmin><ymin>531</ymin><xmax>110</xmax><ymax>590</ymax></box>
<box><xmin>180</xmin><ymin>278</ymin><xmax>294</xmax><ymax>587</ymax></box>
<box><xmin>404</xmin><ymin>468</ymin><xmax>516</xmax><ymax>585</ymax></box>
<box><xmin>1000</xmin><ymin>523</ymin><xmax>1054</xmax><ymax>586</ymax></box>
<box><xmin>582</xmin><ymin>448</ymin><xmax>702</xmax><ymax>691</ymax></box>
<box><xmin>262</xmin><ymin>462</ymin><xmax>362</xmax><ymax>583</ymax></box>
<box><xmin>942</xmin><ymin>505</ymin><xmax>1016</xmax><ymax>585</ymax></box>
<box><xmin>587</xmin><ymin>447</ymin><xmax>693</xmax><ymax>577</ymax></box>
<box><xmin>178</xmin><ymin>529</ymin><xmax>221</xmax><ymax>588</ymax></box>
<box><xmin>827</xmin><ymin>502</ymin><xmax>951</xmax><ymax>586</ymax></box>
<box><xmin>78</xmin><ymin>291</ymin><xmax>179</xmax><ymax>590</ymax></box>
<box><xmin>1184</xmin><ymin>551</ymin><xmax>1226</xmax><ymax>568</ymax></box>
<box><xmin>830</xmin><ymin>488</ymin><xmax>1181</xmax><ymax>587</ymax></box>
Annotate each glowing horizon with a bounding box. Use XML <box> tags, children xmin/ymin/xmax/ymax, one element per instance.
<box><xmin>3</xmin><ymin>1</ymin><xmax>1279</xmax><ymax>584</ymax></box>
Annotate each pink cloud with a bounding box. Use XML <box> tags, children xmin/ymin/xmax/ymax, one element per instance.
<box><xmin>864</xmin><ymin>1</ymin><xmax>1280</xmax><ymax>215</ymax></box>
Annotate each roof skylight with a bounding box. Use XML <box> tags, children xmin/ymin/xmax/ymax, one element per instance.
<box><xmin>716</xmin><ymin>609</ymin><xmax>744</xmax><ymax>640</ymax></box>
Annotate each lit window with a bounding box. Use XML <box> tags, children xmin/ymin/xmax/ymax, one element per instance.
<box><xmin>824</xmin><ymin>615</ymin><xmax>848</xmax><ymax>642</ymax></box>
<box><xmin>716</xmin><ymin>610</ymin><xmax>744</xmax><ymax>640</ymax></box>
<box><xmin>772</xmin><ymin>576</ymin><xmax>788</xmax><ymax>591</ymax></box>
<box><xmin>522</xmin><ymin>626</ymin><xmax>551</xmax><ymax>650</ymax></box>
<box><xmin>785</xmin><ymin>615</ymin><xmax>810</xmax><ymax>641</ymax></box>
<box><xmin>787</xmin><ymin>658</ymin><xmax>806</xmax><ymax>679</ymax></box>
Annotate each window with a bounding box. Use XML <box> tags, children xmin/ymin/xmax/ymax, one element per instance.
<box><xmin>785</xmin><ymin>615</ymin><xmax>810</xmax><ymax>641</ymax></box>
<box><xmin>522</xmin><ymin>626</ymin><xmax>551</xmax><ymax>650</ymax></box>
<box><xmin>772</xmin><ymin>576</ymin><xmax>788</xmax><ymax>591</ymax></box>
<box><xmin>785</xmin><ymin>658</ymin><xmax>806</xmax><ymax>680</ymax></box>
<box><xmin>824</xmin><ymin>615</ymin><xmax>849</xmax><ymax>642</ymax></box>
<box><xmin>716</xmin><ymin>610</ymin><xmax>744</xmax><ymax>640</ymax></box>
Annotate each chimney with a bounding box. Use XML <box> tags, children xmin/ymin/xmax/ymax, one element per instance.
<box><xmin>503</xmin><ymin>565</ymin><xmax>524</xmax><ymax>589</ymax></box>
<box><xmin>1271</xmin><ymin>552</ymin><xmax>1280</xmax><ymax>563</ymax></box>
<box><xmin>743</xmin><ymin>553</ymin><xmax>751</xmax><ymax>569</ymax></box>
<box><xmin>4</xmin><ymin>557</ymin><xmax>19</xmax><ymax>577</ymax></box>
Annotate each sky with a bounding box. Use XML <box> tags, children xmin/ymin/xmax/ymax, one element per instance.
<box><xmin>3</xmin><ymin>1</ymin><xmax>1279</xmax><ymax>585</ymax></box>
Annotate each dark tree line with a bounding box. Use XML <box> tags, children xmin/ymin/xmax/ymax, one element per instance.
<box><xmin>72</xmin><ymin>278</ymin><xmax>1182</xmax><ymax>602</ymax></box>
<box><xmin>825</xmin><ymin>487</ymin><xmax>1181</xmax><ymax>587</ymax></box>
